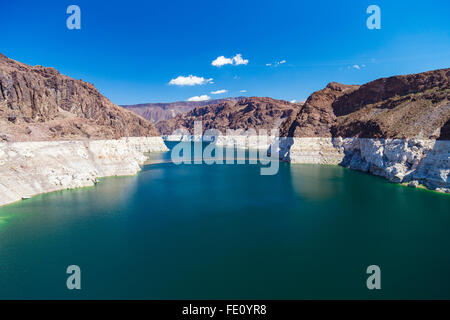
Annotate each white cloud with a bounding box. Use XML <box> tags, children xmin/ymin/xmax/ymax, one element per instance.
<box><xmin>352</xmin><ymin>64</ymin><xmax>361</xmax><ymax>70</ymax></box>
<box><xmin>211</xmin><ymin>89</ymin><xmax>227</xmax><ymax>95</ymax></box>
<box><xmin>169</xmin><ymin>75</ymin><xmax>213</xmax><ymax>86</ymax></box>
<box><xmin>290</xmin><ymin>99</ymin><xmax>297</xmax><ymax>103</ymax></box>
<box><xmin>187</xmin><ymin>95</ymin><xmax>210</xmax><ymax>102</ymax></box>
<box><xmin>212</xmin><ymin>54</ymin><xmax>249</xmax><ymax>67</ymax></box>
<box><xmin>233</xmin><ymin>54</ymin><xmax>249</xmax><ymax>65</ymax></box>
<box><xmin>240</xmin><ymin>90</ymin><xmax>247</xmax><ymax>93</ymax></box>
<box><xmin>211</xmin><ymin>56</ymin><xmax>234</xmax><ymax>67</ymax></box>
<box><xmin>266</xmin><ymin>63</ymin><xmax>272</xmax><ymax>66</ymax></box>
<box><xmin>279</xmin><ymin>60</ymin><xmax>286</xmax><ymax>64</ymax></box>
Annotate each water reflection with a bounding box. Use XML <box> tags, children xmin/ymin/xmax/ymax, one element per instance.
<box><xmin>0</xmin><ymin>174</ymin><xmax>140</xmax><ymax>223</ymax></box>
<box><xmin>144</xmin><ymin>149</ymin><xmax>171</xmax><ymax>165</ymax></box>
<box><xmin>289</xmin><ymin>164</ymin><xmax>345</xmax><ymax>200</ymax></box>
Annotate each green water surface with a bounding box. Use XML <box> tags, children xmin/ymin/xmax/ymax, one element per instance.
<box><xmin>0</xmin><ymin>142</ymin><xmax>449</xmax><ymax>299</ymax></box>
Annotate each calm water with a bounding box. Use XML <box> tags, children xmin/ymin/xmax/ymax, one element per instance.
<box><xmin>0</xmin><ymin>142</ymin><xmax>449</xmax><ymax>299</ymax></box>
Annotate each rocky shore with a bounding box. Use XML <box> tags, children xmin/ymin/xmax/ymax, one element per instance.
<box><xmin>277</xmin><ymin>137</ymin><xmax>449</xmax><ymax>193</ymax></box>
<box><xmin>0</xmin><ymin>137</ymin><xmax>168</xmax><ymax>207</ymax></box>
<box><xmin>0</xmin><ymin>53</ymin><xmax>170</xmax><ymax>207</ymax></box>
<box><xmin>1</xmin><ymin>51</ymin><xmax>448</xmax><ymax>201</ymax></box>
<box><xmin>275</xmin><ymin>68</ymin><xmax>449</xmax><ymax>193</ymax></box>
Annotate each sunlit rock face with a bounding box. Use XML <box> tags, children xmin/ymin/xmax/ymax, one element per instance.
<box><xmin>277</xmin><ymin>137</ymin><xmax>344</xmax><ymax>164</ymax></box>
<box><xmin>334</xmin><ymin>138</ymin><xmax>449</xmax><ymax>193</ymax></box>
<box><xmin>0</xmin><ymin>53</ymin><xmax>168</xmax><ymax>207</ymax></box>
<box><xmin>156</xmin><ymin>97</ymin><xmax>297</xmax><ymax>136</ymax></box>
<box><xmin>0</xmin><ymin>53</ymin><xmax>161</xmax><ymax>142</ymax></box>
<box><xmin>275</xmin><ymin>68</ymin><xmax>450</xmax><ymax>193</ymax></box>
<box><xmin>0</xmin><ymin>137</ymin><xmax>168</xmax><ymax>206</ymax></box>
<box><xmin>276</xmin><ymin>137</ymin><xmax>449</xmax><ymax>193</ymax></box>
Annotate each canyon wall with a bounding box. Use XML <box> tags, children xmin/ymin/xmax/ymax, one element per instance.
<box><xmin>277</xmin><ymin>68</ymin><xmax>450</xmax><ymax>193</ymax></box>
<box><xmin>278</xmin><ymin>137</ymin><xmax>449</xmax><ymax>193</ymax></box>
<box><xmin>0</xmin><ymin>53</ymin><xmax>168</xmax><ymax>207</ymax></box>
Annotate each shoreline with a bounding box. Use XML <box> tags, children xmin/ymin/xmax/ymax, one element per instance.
<box><xmin>165</xmin><ymin>137</ymin><xmax>449</xmax><ymax>193</ymax></box>
<box><xmin>1</xmin><ymin>135</ymin><xmax>448</xmax><ymax>208</ymax></box>
<box><xmin>0</xmin><ymin>137</ymin><xmax>168</xmax><ymax>207</ymax></box>
<box><xmin>276</xmin><ymin>137</ymin><xmax>450</xmax><ymax>194</ymax></box>
<box><xmin>2</xmin><ymin>152</ymin><xmax>448</xmax><ymax>211</ymax></box>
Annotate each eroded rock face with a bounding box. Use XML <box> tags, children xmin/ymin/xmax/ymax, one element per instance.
<box><xmin>276</xmin><ymin>137</ymin><xmax>449</xmax><ymax>192</ymax></box>
<box><xmin>276</xmin><ymin>68</ymin><xmax>450</xmax><ymax>193</ymax></box>
<box><xmin>0</xmin><ymin>53</ymin><xmax>160</xmax><ymax>141</ymax></box>
<box><xmin>334</xmin><ymin>138</ymin><xmax>449</xmax><ymax>192</ymax></box>
<box><xmin>282</xmin><ymin>68</ymin><xmax>450</xmax><ymax>140</ymax></box>
<box><xmin>0</xmin><ymin>53</ymin><xmax>169</xmax><ymax>207</ymax></box>
<box><xmin>0</xmin><ymin>137</ymin><xmax>169</xmax><ymax>206</ymax></box>
<box><xmin>156</xmin><ymin>97</ymin><xmax>297</xmax><ymax>136</ymax></box>
<box><xmin>277</xmin><ymin>137</ymin><xmax>344</xmax><ymax>164</ymax></box>
<box><xmin>279</xmin><ymin>82</ymin><xmax>359</xmax><ymax>138</ymax></box>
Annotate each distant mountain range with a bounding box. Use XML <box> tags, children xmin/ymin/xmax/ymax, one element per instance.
<box><xmin>155</xmin><ymin>97</ymin><xmax>298</xmax><ymax>136</ymax></box>
<box><xmin>121</xmin><ymin>97</ymin><xmax>246</xmax><ymax>124</ymax></box>
<box><xmin>148</xmin><ymin>68</ymin><xmax>449</xmax><ymax>140</ymax></box>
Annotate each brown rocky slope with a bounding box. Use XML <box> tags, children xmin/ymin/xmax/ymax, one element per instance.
<box><xmin>121</xmin><ymin>97</ymin><xmax>245</xmax><ymax>124</ymax></box>
<box><xmin>0</xmin><ymin>53</ymin><xmax>160</xmax><ymax>142</ymax></box>
<box><xmin>156</xmin><ymin>97</ymin><xmax>297</xmax><ymax>135</ymax></box>
<box><xmin>278</xmin><ymin>68</ymin><xmax>449</xmax><ymax>193</ymax></box>
<box><xmin>282</xmin><ymin>68</ymin><xmax>450</xmax><ymax>140</ymax></box>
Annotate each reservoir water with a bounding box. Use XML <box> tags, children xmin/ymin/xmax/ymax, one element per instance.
<box><xmin>0</xmin><ymin>142</ymin><xmax>449</xmax><ymax>299</ymax></box>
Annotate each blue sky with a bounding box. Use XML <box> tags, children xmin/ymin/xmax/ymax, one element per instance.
<box><xmin>1</xmin><ymin>0</ymin><xmax>449</xmax><ymax>105</ymax></box>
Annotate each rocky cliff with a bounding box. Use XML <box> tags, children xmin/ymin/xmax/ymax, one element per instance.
<box><xmin>281</xmin><ymin>68</ymin><xmax>449</xmax><ymax>140</ymax></box>
<box><xmin>0</xmin><ymin>53</ymin><xmax>160</xmax><ymax>142</ymax></box>
<box><xmin>280</xmin><ymin>82</ymin><xmax>360</xmax><ymax>138</ymax></box>
<box><xmin>0</xmin><ymin>53</ymin><xmax>168</xmax><ymax>206</ymax></box>
<box><xmin>277</xmin><ymin>68</ymin><xmax>450</xmax><ymax>193</ymax></box>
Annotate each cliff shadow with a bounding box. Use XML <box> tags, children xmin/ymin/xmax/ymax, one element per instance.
<box><xmin>271</xmin><ymin>137</ymin><xmax>294</xmax><ymax>161</ymax></box>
